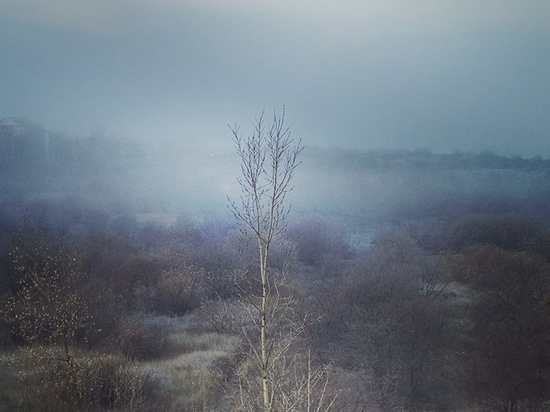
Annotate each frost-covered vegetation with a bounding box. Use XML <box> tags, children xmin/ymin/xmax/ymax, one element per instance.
<box><xmin>1</xmin><ymin>131</ymin><xmax>550</xmax><ymax>411</ymax></box>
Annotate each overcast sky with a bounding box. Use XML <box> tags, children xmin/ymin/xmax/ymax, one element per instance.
<box><xmin>1</xmin><ymin>1</ymin><xmax>549</xmax><ymax>156</ymax></box>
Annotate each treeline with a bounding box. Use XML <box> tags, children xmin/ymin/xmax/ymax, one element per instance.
<box><xmin>297</xmin><ymin>148</ymin><xmax>550</xmax><ymax>221</ymax></box>
<box><xmin>0</xmin><ymin>121</ymin><xmax>145</xmax><ymax>174</ymax></box>
<box><xmin>305</xmin><ymin>147</ymin><xmax>550</xmax><ymax>172</ymax></box>
<box><xmin>1</xmin><ymin>201</ymin><xmax>550</xmax><ymax>410</ymax></box>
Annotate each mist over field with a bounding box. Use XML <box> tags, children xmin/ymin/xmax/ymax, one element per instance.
<box><xmin>2</xmin><ymin>1</ymin><xmax>550</xmax><ymax>410</ymax></box>
<box><xmin>1</xmin><ymin>123</ymin><xmax>549</xmax><ymax>232</ymax></box>
<box><xmin>2</xmin><ymin>119</ymin><xmax>550</xmax><ymax>410</ymax></box>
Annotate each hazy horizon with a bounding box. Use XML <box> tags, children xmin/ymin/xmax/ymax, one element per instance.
<box><xmin>1</xmin><ymin>1</ymin><xmax>549</xmax><ymax>158</ymax></box>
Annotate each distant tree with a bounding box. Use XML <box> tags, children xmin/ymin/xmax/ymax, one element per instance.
<box><xmin>436</xmin><ymin>214</ymin><xmax>540</xmax><ymax>253</ymax></box>
<box><xmin>286</xmin><ymin>218</ymin><xmax>353</xmax><ymax>270</ymax></box>
<box><xmin>330</xmin><ymin>230</ymin><xmax>456</xmax><ymax>410</ymax></box>
<box><xmin>447</xmin><ymin>244</ymin><xmax>550</xmax><ymax>411</ymax></box>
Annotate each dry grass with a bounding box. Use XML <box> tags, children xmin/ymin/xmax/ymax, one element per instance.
<box><xmin>0</xmin><ymin>312</ymin><xmax>240</xmax><ymax>412</ymax></box>
<box><xmin>139</xmin><ymin>315</ymin><xmax>240</xmax><ymax>411</ymax></box>
<box><xmin>144</xmin><ymin>351</ymin><xmax>227</xmax><ymax>411</ymax></box>
<box><xmin>2</xmin><ymin>347</ymin><xmax>146</xmax><ymax>412</ymax></box>
<box><xmin>0</xmin><ymin>350</ymin><xmax>20</xmax><ymax>412</ymax></box>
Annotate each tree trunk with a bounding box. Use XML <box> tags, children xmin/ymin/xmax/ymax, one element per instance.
<box><xmin>260</xmin><ymin>243</ymin><xmax>270</xmax><ymax>411</ymax></box>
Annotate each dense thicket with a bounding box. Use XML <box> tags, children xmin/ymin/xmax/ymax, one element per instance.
<box><xmin>1</xmin><ymin>147</ymin><xmax>550</xmax><ymax>411</ymax></box>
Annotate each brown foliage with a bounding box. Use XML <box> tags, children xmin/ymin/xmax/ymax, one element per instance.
<box><xmin>5</xmin><ymin>224</ymin><xmax>93</xmax><ymax>357</ymax></box>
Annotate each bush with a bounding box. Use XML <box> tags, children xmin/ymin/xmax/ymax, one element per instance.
<box><xmin>116</xmin><ymin>318</ymin><xmax>176</xmax><ymax>361</ymax></box>
<box><xmin>5</xmin><ymin>222</ymin><xmax>94</xmax><ymax>356</ymax></box>
<box><xmin>7</xmin><ymin>348</ymin><xmax>146</xmax><ymax>412</ymax></box>
<box><xmin>54</xmin><ymin>353</ymin><xmax>145</xmax><ymax>410</ymax></box>
<box><xmin>436</xmin><ymin>213</ymin><xmax>540</xmax><ymax>252</ymax></box>
<box><xmin>445</xmin><ymin>244</ymin><xmax>550</xmax><ymax>410</ymax></box>
<box><xmin>286</xmin><ymin>218</ymin><xmax>354</xmax><ymax>269</ymax></box>
<box><xmin>151</xmin><ymin>265</ymin><xmax>212</xmax><ymax>315</ymax></box>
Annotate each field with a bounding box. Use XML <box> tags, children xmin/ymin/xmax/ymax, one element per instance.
<box><xmin>1</xmin><ymin>145</ymin><xmax>550</xmax><ymax>411</ymax></box>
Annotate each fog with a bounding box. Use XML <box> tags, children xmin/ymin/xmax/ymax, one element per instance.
<box><xmin>1</xmin><ymin>0</ymin><xmax>550</xmax><ymax>255</ymax></box>
<box><xmin>1</xmin><ymin>119</ymin><xmax>549</xmax><ymax>241</ymax></box>
<box><xmin>2</xmin><ymin>118</ymin><xmax>550</xmax><ymax>410</ymax></box>
<box><xmin>4</xmin><ymin>4</ymin><xmax>550</xmax><ymax>408</ymax></box>
<box><xmin>1</xmin><ymin>1</ymin><xmax>550</xmax><ymax>158</ymax></box>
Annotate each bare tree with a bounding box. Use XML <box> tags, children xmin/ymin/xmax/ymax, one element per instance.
<box><xmin>4</xmin><ymin>219</ymin><xmax>93</xmax><ymax>368</ymax></box>
<box><xmin>228</xmin><ymin>108</ymin><xmax>304</xmax><ymax>411</ymax></box>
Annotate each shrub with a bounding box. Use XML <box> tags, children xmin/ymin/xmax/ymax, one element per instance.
<box><xmin>287</xmin><ymin>218</ymin><xmax>354</xmax><ymax>269</ymax></box>
<box><xmin>151</xmin><ymin>264</ymin><xmax>212</xmax><ymax>315</ymax></box>
<box><xmin>116</xmin><ymin>317</ymin><xmax>176</xmax><ymax>361</ymax></box>
<box><xmin>5</xmin><ymin>222</ymin><xmax>94</xmax><ymax>359</ymax></box>
<box><xmin>53</xmin><ymin>353</ymin><xmax>145</xmax><ymax>410</ymax></box>
<box><xmin>7</xmin><ymin>348</ymin><xmax>146</xmax><ymax>412</ymax></box>
<box><xmin>437</xmin><ymin>213</ymin><xmax>540</xmax><ymax>252</ymax></box>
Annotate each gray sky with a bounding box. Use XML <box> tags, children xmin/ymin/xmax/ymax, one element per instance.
<box><xmin>1</xmin><ymin>0</ymin><xmax>550</xmax><ymax>156</ymax></box>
